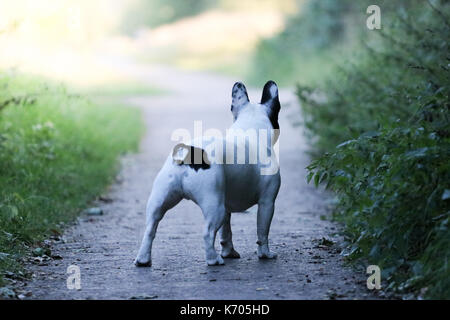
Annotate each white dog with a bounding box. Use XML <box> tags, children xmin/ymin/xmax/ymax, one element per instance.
<box><xmin>135</xmin><ymin>81</ymin><xmax>281</xmax><ymax>266</ymax></box>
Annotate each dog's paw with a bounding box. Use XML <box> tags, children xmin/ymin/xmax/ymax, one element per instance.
<box><xmin>206</xmin><ymin>255</ymin><xmax>225</xmax><ymax>266</ymax></box>
<box><xmin>221</xmin><ymin>248</ymin><xmax>241</xmax><ymax>259</ymax></box>
<box><xmin>257</xmin><ymin>250</ymin><xmax>277</xmax><ymax>260</ymax></box>
<box><xmin>134</xmin><ymin>258</ymin><xmax>152</xmax><ymax>267</ymax></box>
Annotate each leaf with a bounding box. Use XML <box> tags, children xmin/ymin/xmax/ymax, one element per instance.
<box><xmin>369</xmin><ymin>244</ymin><xmax>379</xmax><ymax>257</ymax></box>
<box><xmin>7</xmin><ymin>205</ymin><xmax>19</xmax><ymax>220</ymax></box>
<box><xmin>336</xmin><ymin>139</ymin><xmax>356</xmax><ymax>149</ymax></box>
<box><xmin>319</xmin><ymin>171</ymin><xmax>328</xmax><ymax>184</ymax></box>
<box><xmin>360</xmin><ymin>131</ymin><xmax>380</xmax><ymax>138</ymax></box>
<box><xmin>405</xmin><ymin>147</ymin><xmax>428</xmax><ymax>159</ymax></box>
<box><xmin>314</xmin><ymin>172</ymin><xmax>320</xmax><ymax>187</ymax></box>
<box><xmin>306</xmin><ymin>171</ymin><xmax>314</xmax><ymax>183</ymax></box>
<box><xmin>381</xmin><ymin>266</ymin><xmax>397</xmax><ymax>279</ymax></box>
<box><xmin>0</xmin><ymin>252</ymin><xmax>10</xmax><ymax>261</ymax></box>
<box><xmin>442</xmin><ymin>189</ymin><xmax>450</xmax><ymax>201</ymax></box>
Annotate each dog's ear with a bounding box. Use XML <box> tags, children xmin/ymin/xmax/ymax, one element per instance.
<box><xmin>231</xmin><ymin>82</ymin><xmax>249</xmax><ymax>120</ymax></box>
<box><xmin>260</xmin><ymin>80</ymin><xmax>280</xmax><ymax>130</ymax></box>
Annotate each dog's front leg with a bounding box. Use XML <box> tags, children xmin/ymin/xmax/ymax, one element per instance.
<box><xmin>256</xmin><ymin>201</ymin><xmax>277</xmax><ymax>259</ymax></box>
<box><xmin>202</xmin><ymin>204</ymin><xmax>226</xmax><ymax>266</ymax></box>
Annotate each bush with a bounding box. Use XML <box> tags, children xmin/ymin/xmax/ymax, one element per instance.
<box><xmin>247</xmin><ymin>0</ymin><xmax>351</xmax><ymax>86</ymax></box>
<box><xmin>0</xmin><ymin>72</ymin><xmax>143</xmax><ymax>285</ymax></box>
<box><xmin>299</xmin><ymin>1</ymin><xmax>450</xmax><ymax>298</ymax></box>
<box><xmin>247</xmin><ymin>0</ymin><xmax>424</xmax><ymax>86</ymax></box>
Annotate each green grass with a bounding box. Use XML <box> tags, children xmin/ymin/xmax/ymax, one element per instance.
<box><xmin>0</xmin><ymin>72</ymin><xmax>145</xmax><ymax>286</ymax></box>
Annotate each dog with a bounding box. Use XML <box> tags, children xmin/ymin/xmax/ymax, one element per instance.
<box><xmin>135</xmin><ymin>81</ymin><xmax>281</xmax><ymax>266</ymax></box>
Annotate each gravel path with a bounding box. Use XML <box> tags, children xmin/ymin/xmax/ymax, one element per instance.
<box><xmin>23</xmin><ymin>64</ymin><xmax>379</xmax><ymax>299</ymax></box>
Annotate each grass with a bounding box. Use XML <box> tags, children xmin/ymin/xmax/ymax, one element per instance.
<box><xmin>0</xmin><ymin>72</ymin><xmax>145</xmax><ymax>287</ymax></box>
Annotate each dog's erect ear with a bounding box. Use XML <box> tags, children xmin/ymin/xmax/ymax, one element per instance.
<box><xmin>231</xmin><ymin>82</ymin><xmax>249</xmax><ymax>120</ymax></box>
<box><xmin>260</xmin><ymin>80</ymin><xmax>280</xmax><ymax>130</ymax></box>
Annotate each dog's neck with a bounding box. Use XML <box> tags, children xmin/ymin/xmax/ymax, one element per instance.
<box><xmin>228</xmin><ymin>103</ymin><xmax>279</xmax><ymax>146</ymax></box>
<box><xmin>231</xmin><ymin>103</ymin><xmax>273</xmax><ymax>131</ymax></box>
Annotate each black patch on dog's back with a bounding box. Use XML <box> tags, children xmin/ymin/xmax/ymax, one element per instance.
<box><xmin>183</xmin><ymin>146</ymin><xmax>211</xmax><ymax>171</ymax></box>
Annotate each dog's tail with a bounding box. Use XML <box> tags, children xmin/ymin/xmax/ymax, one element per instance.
<box><xmin>172</xmin><ymin>143</ymin><xmax>211</xmax><ymax>171</ymax></box>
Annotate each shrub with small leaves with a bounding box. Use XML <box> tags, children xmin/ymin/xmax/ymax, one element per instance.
<box><xmin>300</xmin><ymin>1</ymin><xmax>450</xmax><ymax>298</ymax></box>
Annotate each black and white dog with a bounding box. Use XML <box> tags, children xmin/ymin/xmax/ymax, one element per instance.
<box><xmin>135</xmin><ymin>81</ymin><xmax>281</xmax><ymax>266</ymax></box>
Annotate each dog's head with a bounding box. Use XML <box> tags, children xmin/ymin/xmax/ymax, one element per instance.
<box><xmin>231</xmin><ymin>81</ymin><xmax>280</xmax><ymax>130</ymax></box>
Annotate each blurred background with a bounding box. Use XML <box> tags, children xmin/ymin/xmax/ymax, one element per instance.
<box><xmin>0</xmin><ymin>0</ymin><xmax>298</xmax><ymax>87</ymax></box>
<box><xmin>0</xmin><ymin>0</ymin><xmax>387</xmax><ymax>87</ymax></box>
<box><xmin>1</xmin><ymin>0</ymin><xmax>449</xmax><ymax>300</ymax></box>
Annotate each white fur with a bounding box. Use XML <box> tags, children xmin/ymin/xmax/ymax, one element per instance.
<box><xmin>135</xmin><ymin>82</ymin><xmax>281</xmax><ymax>266</ymax></box>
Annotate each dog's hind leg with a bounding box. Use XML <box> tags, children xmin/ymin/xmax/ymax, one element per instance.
<box><xmin>202</xmin><ymin>203</ymin><xmax>226</xmax><ymax>266</ymax></box>
<box><xmin>219</xmin><ymin>213</ymin><xmax>240</xmax><ymax>259</ymax></box>
<box><xmin>135</xmin><ymin>166</ymin><xmax>182</xmax><ymax>267</ymax></box>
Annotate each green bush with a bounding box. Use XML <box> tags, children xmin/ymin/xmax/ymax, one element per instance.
<box><xmin>247</xmin><ymin>0</ymin><xmax>351</xmax><ymax>86</ymax></box>
<box><xmin>247</xmin><ymin>0</ymin><xmax>422</xmax><ymax>86</ymax></box>
<box><xmin>0</xmin><ymin>73</ymin><xmax>143</xmax><ymax>285</ymax></box>
<box><xmin>299</xmin><ymin>1</ymin><xmax>450</xmax><ymax>298</ymax></box>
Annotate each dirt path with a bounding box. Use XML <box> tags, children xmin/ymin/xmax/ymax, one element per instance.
<box><xmin>24</xmin><ymin>64</ymin><xmax>378</xmax><ymax>299</ymax></box>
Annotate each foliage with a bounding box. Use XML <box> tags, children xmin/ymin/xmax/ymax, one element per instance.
<box><xmin>247</xmin><ymin>0</ymin><xmax>421</xmax><ymax>86</ymax></box>
<box><xmin>247</xmin><ymin>0</ymin><xmax>354</xmax><ymax>85</ymax></box>
<box><xmin>299</xmin><ymin>1</ymin><xmax>450</xmax><ymax>298</ymax></box>
<box><xmin>0</xmin><ymin>73</ymin><xmax>143</xmax><ymax>285</ymax></box>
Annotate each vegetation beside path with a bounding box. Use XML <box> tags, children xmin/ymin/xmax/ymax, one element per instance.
<box><xmin>251</xmin><ymin>0</ymin><xmax>450</xmax><ymax>298</ymax></box>
<box><xmin>0</xmin><ymin>72</ymin><xmax>147</xmax><ymax>288</ymax></box>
